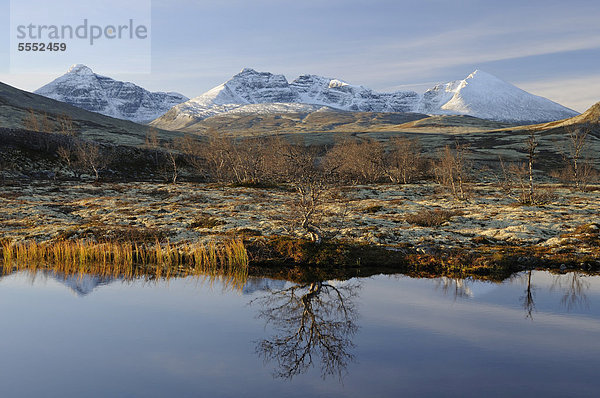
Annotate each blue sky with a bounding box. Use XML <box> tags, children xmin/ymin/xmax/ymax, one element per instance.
<box><xmin>1</xmin><ymin>0</ymin><xmax>599</xmax><ymax>112</ymax></box>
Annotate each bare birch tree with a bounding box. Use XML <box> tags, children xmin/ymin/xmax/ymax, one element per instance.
<box><xmin>434</xmin><ymin>143</ymin><xmax>471</xmax><ymax>201</ymax></box>
<box><xmin>75</xmin><ymin>142</ymin><xmax>112</xmax><ymax>182</ymax></box>
<box><xmin>385</xmin><ymin>137</ymin><xmax>424</xmax><ymax>184</ymax></box>
<box><xmin>278</xmin><ymin>143</ymin><xmax>334</xmax><ymax>244</ymax></box>
<box><xmin>563</xmin><ymin>124</ymin><xmax>595</xmax><ymax>191</ymax></box>
<box><xmin>23</xmin><ymin>109</ymin><xmax>40</xmax><ymax>132</ymax></box>
<box><xmin>57</xmin><ymin>114</ymin><xmax>78</xmax><ymax>136</ymax></box>
<box><xmin>526</xmin><ymin>131</ymin><xmax>538</xmax><ymax>204</ymax></box>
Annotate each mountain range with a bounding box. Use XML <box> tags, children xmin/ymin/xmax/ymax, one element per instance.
<box><xmin>35</xmin><ymin>65</ymin><xmax>189</xmax><ymax>123</ymax></box>
<box><xmin>34</xmin><ymin>66</ymin><xmax>579</xmax><ymax>130</ymax></box>
<box><xmin>149</xmin><ymin>68</ymin><xmax>579</xmax><ymax>131</ymax></box>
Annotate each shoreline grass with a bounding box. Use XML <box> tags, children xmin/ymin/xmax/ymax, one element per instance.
<box><xmin>1</xmin><ymin>236</ymin><xmax>598</xmax><ymax>287</ymax></box>
<box><xmin>0</xmin><ymin>239</ymin><xmax>249</xmax><ymax>286</ymax></box>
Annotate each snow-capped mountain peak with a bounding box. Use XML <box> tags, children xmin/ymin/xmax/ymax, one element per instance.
<box><xmin>460</xmin><ymin>69</ymin><xmax>516</xmax><ymax>91</ymax></box>
<box><xmin>328</xmin><ymin>79</ymin><xmax>352</xmax><ymax>88</ymax></box>
<box><xmin>67</xmin><ymin>63</ymin><xmax>94</xmax><ymax>75</ymax></box>
<box><xmin>422</xmin><ymin>69</ymin><xmax>578</xmax><ymax>122</ymax></box>
<box><xmin>35</xmin><ymin>65</ymin><xmax>189</xmax><ymax>123</ymax></box>
<box><xmin>160</xmin><ymin>67</ymin><xmax>299</xmax><ymax>125</ymax></box>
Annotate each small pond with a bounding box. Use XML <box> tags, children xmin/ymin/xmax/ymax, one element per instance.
<box><xmin>0</xmin><ymin>270</ymin><xmax>598</xmax><ymax>397</ymax></box>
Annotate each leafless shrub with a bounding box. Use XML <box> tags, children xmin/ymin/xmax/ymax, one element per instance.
<box><xmin>228</xmin><ymin>136</ymin><xmax>273</xmax><ymax>185</ymax></box>
<box><xmin>385</xmin><ymin>137</ymin><xmax>426</xmax><ymax>184</ymax></box>
<box><xmin>23</xmin><ymin>109</ymin><xmax>40</xmax><ymax>132</ymax></box>
<box><xmin>175</xmin><ymin>135</ymin><xmax>206</xmax><ymax>178</ymax></box>
<box><xmin>550</xmin><ymin>163</ymin><xmax>597</xmax><ymax>190</ymax></box>
<box><xmin>56</xmin><ymin>145</ymin><xmax>81</xmax><ymax>179</ymax></box>
<box><xmin>433</xmin><ymin>143</ymin><xmax>471</xmax><ymax>201</ymax></box>
<box><xmin>142</xmin><ymin>130</ymin><xmax>182</xmax><ymax>183</ymax></box>
<box><xmin>171</xmin><ymin>133</ymin><xmax>285</xmax><ymax>185</ymax></box>
<box><xmin>75</xmin><ymin>141</ymin><xmax>113</xmax><ymax>182</ymax></box>
<box><xmin>524</xmin><ymin>130</ymin><xmax>538</xmax><ymax>204</ymax></box>
<box><xmin>163</xmin><ymin>145</ymin><xmax>180</xmax><ymax>184</ymax></box>
<box><xmin>499</xmin><ymin>130</ymin><xmax>560</xmax><ymax>205</ymax></box>
<box><xmin>188</xmin><ymin>132</ymin><xmax>274</xmax><ymax>184</ymax></box>
<box><xmin>201</xmin><ymin>133</ymin><xmax>232</xmax><ymax>181</ymax></box>
<box><xmin>41</xmin><ymin>113</ymin><xmax>53</xmax><ymax>133</ymax></box>
<box><xmin>499</xmin><ymin>158</ymin><xmax>556</xmax><ymax>205</ymax></box>
<box><xmin>144</xmin><ymin>127</ymin><xmax>168</xmax><ymax>183</ymax></box>
<box><xmin>555</xmin><ymin>124</ymin><xmax>597</xmax><ymax>191</ymax></box>
<box><xmin>57</xmin><ymin>114</ymin><xmax>78</xmax><ymax>136</ymax></box>
<box><xmin>324</xmin><ymin>138</ymin><xmax>385</xmax><ymax>184</ymax></box>
<box><xmin>22</xmin><ymin>109</ymin><xmax>53</xmax><ymax>133</ymax></box>
<box><xmin>57</xmin><ymin>140</ymin><xmax>108</xmax><ymax>182</ymax></box>
<box><xmin>144</xmin><ymin>127</ymin><xmax>161</xmax><ymax>169</ymax></box>
<box><xmin>499</xmin><ymin>158</ymin><xmax>529</xmax><ymax>202</ymax></box>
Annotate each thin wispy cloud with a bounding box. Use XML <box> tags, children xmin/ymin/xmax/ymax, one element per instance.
<box><xmin>1</xmin><ymin>0</ymin><xmax>598</xmax><ymax>111</ymax></box>
<box><xmin>519</xmin><ymin>75</ymin><xmax>600</xmax><ymax>112</ymax></box>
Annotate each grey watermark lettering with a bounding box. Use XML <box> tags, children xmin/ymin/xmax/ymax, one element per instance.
<box><xmin>15</xmin><ymin>19</ymin><xmax>148</xmax><ymax>45</ymax></box>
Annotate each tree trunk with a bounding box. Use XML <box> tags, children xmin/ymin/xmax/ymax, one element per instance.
<box><xmin>528</xmin><ymin>156</ymin><xmax>534</xmax><ymax>204</ymax></box>
<box><xmin>573</xmin><ymin>158</ymin><xmax>579</xmax><ymax>190</ymax></box>
<box><xmin>302</xmin><ymin>212</ymin><xmax>322</xmax><ymax>245</ymax></box>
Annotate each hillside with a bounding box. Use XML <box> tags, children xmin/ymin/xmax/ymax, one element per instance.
<box><xmin>0</xmin><ymin>81</ymin><xmax>178</xmax><ymax>146</ymax></box>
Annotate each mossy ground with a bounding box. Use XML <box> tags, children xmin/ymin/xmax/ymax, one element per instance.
<box><xmin>0</xmin><ymin>181</ymin><xmax>598</xmax><ymax>283</ymax></box>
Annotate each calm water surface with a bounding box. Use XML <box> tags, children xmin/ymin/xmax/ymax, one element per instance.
<box><xmin>0</xmin><ymin>271</ymin><xmax>599</xmax><ymax>397</ymax></box>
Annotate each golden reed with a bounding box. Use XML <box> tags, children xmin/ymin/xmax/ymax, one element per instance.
<box><xmin>1</xmin><ymin>239</ymin><xmax>249</xmax><ymax>287</ymax></box>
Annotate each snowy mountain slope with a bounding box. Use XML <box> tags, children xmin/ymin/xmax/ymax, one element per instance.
<box><xmin>151</xmin><ymin>68</ymin><xmax>421</xmax><ymax>130</ymax></box>
<box><xmin>219</xmin><ymin>103</ymin><xmax>327</xmax><ymax>116</ymax></box>
<box><xmin>418</xmin><ymin>70</ymin><xmax>578</xmax><ymax>123</ymax></box>
<box><xmin>290</xmin><ymin>74</ymin><xmax>419</xmax><ymax>112</ymax></box>
<box><xmin>35</xmin><ymin>65</ymin><xmax>189</xmax><ymax>123</ymax></box>
<box><xmin>151</xmin><ymin>68</ymin><xmax>578</xmax><ymax>131</ymax></box>
<box><xmin>418</xmin><ymin>80</ymin><xmax>463</xmax><ymax>115</ymax></box>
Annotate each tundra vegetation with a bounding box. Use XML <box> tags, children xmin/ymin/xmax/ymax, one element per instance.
<box><xmin>551</xmin><ymin>123</ymin><xmax>596</xmax><ymax>192</ymax></box>
<box><xmin>0</xmin><ymin>121</ymin><xmax>599</xmax><ymax>281</ymax></box>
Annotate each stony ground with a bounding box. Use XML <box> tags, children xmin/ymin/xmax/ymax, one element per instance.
<box><xmin>1</xmin><ymin>181</ymin><xmax>598</xmax><ymax>258</ymax></box>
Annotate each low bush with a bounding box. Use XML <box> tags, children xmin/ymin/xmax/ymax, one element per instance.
<box><xmin>405</xmin><ymin>209</ymin><xmax>464</xmax><ymax>227</ymax></box>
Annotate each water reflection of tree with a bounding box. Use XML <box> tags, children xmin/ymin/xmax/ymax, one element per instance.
<box><xmin>251</xmin><ymin>281</ymin><xmax>359</xmax><ymax>380</ymax></box>
<box><xmin>520</xmin><ymin>270</ymin><xmax>536</xmax><ymax>320</ymax></box>
<box><xmin>435</xmin><ymin>277</ymin><xmax>472</xmax><ymax>299</ymax></box>
<box><xmin>552</xmin><ymin>272</ymin><xmax>590</xmax><ymax>311</ymax></box>
<box><xmin>519</xmin><ymin>271</ymin><xmax>593</xmax><ymax>319</ymax></box>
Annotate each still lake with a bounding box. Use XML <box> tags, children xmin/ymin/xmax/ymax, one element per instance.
<box><xmin>0</xmin><ymin>271</ymin><xmax>599</xmax><ymax>397</ymax></box>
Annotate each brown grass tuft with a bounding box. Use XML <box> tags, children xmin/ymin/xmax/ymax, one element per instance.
<box><xmin>405</xmin><ymin>209</ymin><xmax>464</xmax><ymax>227</ymax></box>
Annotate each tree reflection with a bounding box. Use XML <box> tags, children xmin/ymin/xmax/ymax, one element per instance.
<box><xmin>520</xmin><ymin>270</ymin><xmax>536</xmax><ymax>320</ymax></box>
<box><xmin>552</xmin><ymin>272</ymin><xmax>590</xmax><ymax>311</ymax></box>
<box><xmin>251</xmin><ymin>281</ymin><xmax>359</xmax><ymax>380</ymax></box>
<box><xmin>435</xmin><ymin>277</ymin><xmax>472</xmax><ymax>299</ymax></box>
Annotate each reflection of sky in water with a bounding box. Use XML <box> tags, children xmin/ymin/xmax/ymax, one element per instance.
<box><xmin>0</xmin><ymin>271</ymin><xmax>598</xmax><ymax>397</ymax></box>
